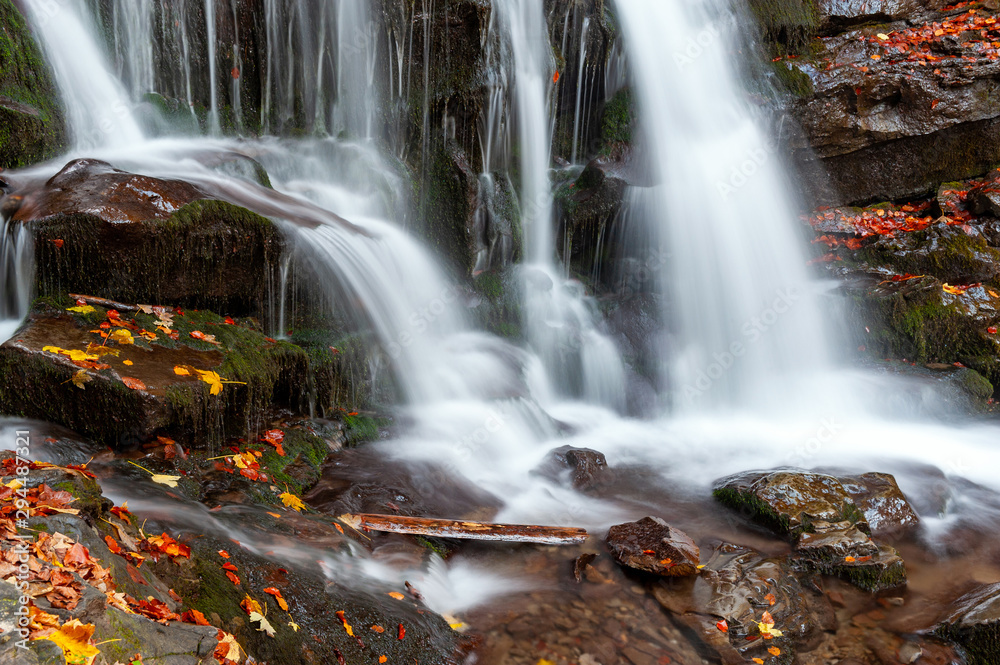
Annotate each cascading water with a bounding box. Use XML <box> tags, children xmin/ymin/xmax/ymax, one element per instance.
<box><xmin>615</xmin><ymin>0</ymin><xmax>832</xmax><ymax>410</ymax></box>
<box><xmin>9</xmin><ymin>0</ymin><xmax>1000</xmax><ymax>643</ymax></box>
<box><xmin>495</xmin><ymin>0</ymin><xmax>628</xmax><ymax>411</ymax></box>
<box><xmin>0</xmin><ymin>216</ymin><xmax>32</xmax><ymax>343</ymax></box>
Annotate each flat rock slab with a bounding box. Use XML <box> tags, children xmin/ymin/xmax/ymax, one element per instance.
<box><xmin>839</xmin><ymin>472</ymin><xmax>920</xmax><ymax>538</ymax></box>
<box><xmin>935</xmin><ymin>582</ymin><xmax>1000</xmax><ymax>665</ymax></box>
<box><xmin>652</xmin><ymin>544</ymin><xmax>836</xmax><ymax>664</ymax></box>
<box><xmin>606</xmin><ymin>516</ymin><xmax>700</xmax><ymax>576</ymax></box>
<box><xmin>5</xmin><ymin>159</ymin><xmax>283</xmax><ymax>317</ymax></box>
<box><xmin>0</xmin><ymin>304</ymin><xmax>308</xmax><ymax>449</ymax></box>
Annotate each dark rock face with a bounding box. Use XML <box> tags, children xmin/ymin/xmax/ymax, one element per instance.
<box><xmin>714</xmin><ymin>470</ymin><xmax>913</xmax><ymax>591</ymax></box>
<box><xmin>8</xmin><ymin>159</ymin><xmax>283</xmax><ymax>318</ymax></box>
<box><xmin>606</xmin><ymin>516</ymin><xmax>700</xmax><ymax>577</ymax></box>
<box><xmin>935</xmin><ymin>583</ymin><xmax>1000</xmax><ymax>665</ymax></box>
<box><xmin>781</xmin><ymin>5</ymin><xmax>1000</xmax><ymax>206</ymax></box>
<box><xmin>0</xmin><ymin>0</ymin><xmax>66</xmax><ymax>168</ymax></box>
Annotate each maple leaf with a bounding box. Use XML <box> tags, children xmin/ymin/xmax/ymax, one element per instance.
<box><xmin>66</xmin><ymin>305</ymin><xmax>95</xmax><ymax>314</ymax></box>
<box><xmin>279</xmin><ymin>492</ymin><xmax>306</xmax><ymax>512</ymax></box>
<box><xmin>216</xmin><ymin>631</ymin><xmax>242</xmax><ymax>662</ymax></box>
<box><xmin>190</xmin><ymin>330</ymin><xmax>220</xmax><ymax>345</ymax></box>
<box><xmin>181</xmin><ymin>609</ymin><xmax>211</xmax><ymax>626</ymax></box>
<box><xmin>249</xmin><ymin>611</ymin><xmax>276</xmax><ymax>637</ymax></box>
<box><xmin>32</xmin><ymin>618</ymin><xmax>100</xmax><ymax>664</ymax></box>
<box><xmin>241</xmin><ymin>595</ymin><xmax>262</xmax><ymax>615</ymax></box>
<box><xmin>70</xmin><ymin>370</ymin><xmax>91</xmax><ymax>390</ymax></box>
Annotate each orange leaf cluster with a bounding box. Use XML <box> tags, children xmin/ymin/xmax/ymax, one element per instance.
<box><xmin>867</xmin><ymin>9</ymin><xmax>1000</xmax><ymax>64</ymax></box>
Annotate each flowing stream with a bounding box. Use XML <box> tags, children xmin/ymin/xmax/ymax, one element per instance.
<box><xmin>4</xmin><ymin>0</ymin><xmax>1000</xmax><ymax>627</ymax></box>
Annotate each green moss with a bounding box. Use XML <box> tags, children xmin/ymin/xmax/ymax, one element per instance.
<box><xmin>825</xmin><ymin>558</ymin><xmax>907</xmax><ymax>592</ymax></box>
<box><xmin>600</xmin><ymin>89</ymin><xmax>634</xmax><ymax>152</ymax></box>
<box><xmin>0</xmin><ymin>0</ymin><xmax>67</xmax><ymax>167</ymax></box>
<box><xmin>937</xmin><ymin>622</ymin><xmax>1000</xmax><ymax>665</ymax></box>
<box><xmin>771</xmin><ymin>60</ymin><xmax>814</xmax><ymax>97</ymax></box>
<box><xmin>959</xmin><ymin>368</ymin><xmax>995</xmax><ymax>400</ymax></box>
<box><xmin>713</xmin><ymin>487</ymin><xmax>794</xmax><ymax>535</ymax></box>
<box><xmin>257</xmin><ymin>428</ymin><xmax>330</xmax><ymax>496</ymax></box>
<box><xmin>343</xmin><ymin>413</ymin><xmax>389</xmax><ymax>447</ymax></box>
<box><xmin>748</xmin><ymin>0</ymin><xmax>821</xmax><ymax>54</ymax></box>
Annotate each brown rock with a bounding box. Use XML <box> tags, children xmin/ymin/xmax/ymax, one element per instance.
<box><xmin>606</xmin><ymin>517</ymin><xmax>700</xmax><ymax>576</ymax></box>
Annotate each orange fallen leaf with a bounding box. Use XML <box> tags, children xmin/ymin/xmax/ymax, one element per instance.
<box><xmin>716</xmin><ymin>619</ymin><xmax>728</xmax><ymax>632</ymax></box>
<box><xmin>121</xmin><ymin>376</ymin><xmax>146</xmax><ymax>391</ymax></box>
<box><xmin>371</xmin><ymin>625</ymin><xmax>385</xmax><ymax>633</ymax></box>
<box><xmin>768</xmin><ymin>646</ymin><xmax>781</xmax><ymax>656</ymax></box>
<box><xmin>49</xmin><ymin>238</ymin><xmax>65</xmax><ymax>248</ymax></box>
<box><xmin>263</xmin><ymin>587</ymin><xmax>289</xmax><ymax>611</ymax></box>
<box><xmin>388</xmin><ymin>592</ymin><xmax>405</xmax><ymax>600</ymax></box>
<box><xmin>764</xmin><ymin>593</ymin><xmax>776</xmax><ymax>606</ymax></box>
<box><xmin>225</xmin><ymin>570</ymin><xmax>241</xmax><ymax>585</ymax></box>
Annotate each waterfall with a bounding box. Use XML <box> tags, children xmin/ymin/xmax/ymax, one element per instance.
<box><xmin>23</xmin><ymin>0</ymin><xmax>144</xmax><ymax>150</ymax></box>
<box><xmin>495</xmin><ymin>0</ymin><xmax>628</xmax><ymax>411</ymax></box>
<box><xmin>204</xmin><ymin>0</ymin><xmax>220</xmax><ymax>134</ymax></box>
<box><xmin>571</xmin><ymin>17</ymin><xmax>590</xmax><ymax>165</ymax></box>
<box><xmin>615</xmin><ymin>0</ymin><xmax>831</xmax><ymax>410</ymax></box>
<box><xmin>0</xmin><ymin>218</ymin><xmax>32</xmax><ymax>343</ymax></box>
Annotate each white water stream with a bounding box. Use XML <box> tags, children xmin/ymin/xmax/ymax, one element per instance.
<box><xmin>3</xmin><ymin>0</ymin><xmax>1000</xmax><ymax>621</ymax></box>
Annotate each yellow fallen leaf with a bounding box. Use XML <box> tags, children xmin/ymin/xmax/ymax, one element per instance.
<box><xmin>85</xmin><ymin>343</ymin><xmax>119</xmax><ymax>358</ymax></box>
<box><xmin>174</xmin><ymin>365</ymin><xmax>192</xmax><ymax>376</ymax></box>
<box><xmin>127</xmin><ymin>461</ymin><xmax>181</xmax><ymax>487</ymax></box>
<box><xmin>249</xmin><ymin>611</ymin><xmax>275</xmax><ymax>637</ymax></box>
<box><xmin>242</xmin><ymin>594</ymin><xmax>262</xmax><ymax>614</ymax></box>
<box><xmin>123</xmin><ymin>359</ymin><xmax>133</xmax><ymax>366</ymax></box>
<box><xmin>876</xmin><ymin>33</ymin><xmax>889</xmax><ymax>40</ymax></box>
<box><xmin>217</xmin><ymin>632</ymin><xmax>242</xmax><ymax>662</ymax></box>
<box><xmin>266</xmin><ymin>511</ymin><xmax>282</xmax><ymax>518</ymax></box>
<box><xmin>32</xmin><ymin>618</ymin><xmax>100</xmax><ymax>664</ymax></box>
<box><xmin>279</xmin><ymin>492</ymin><xmax>306</xmax><ymax>512</ymax></box>
<box><xmin>110</xmin><ymin>329</ymin><xmax>134</xmax><ymax>345</ymax></box>
<box><xmin>288</xmin><ymin>621</ymin><xmax>299</xmax><ymax>632</ymax></box>
<box><xmin>70</xmin><ymin>370</ymin><xmax>91</xmax><ymax>390</ymax></box>
<box><xmin>66</xmin><ymin>305</ymin><xmax>96</xmax><ymax>314</ymax></box>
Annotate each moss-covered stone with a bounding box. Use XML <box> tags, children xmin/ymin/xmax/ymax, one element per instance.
<box><xmin>771</xmin><ymin>59</ymin><xmax>814</xmax><ymax>97</ymax></box>
<box><xmin>935</xmin><ymin>583</ymin><xmax>1000</xmax><ymax>665</ymax></box>
<box><xmin>0</xmin><ymin>0</ymin><xmax>66</xmax><ymax>168</ymax></box>
<box><xmin>748</xmin><ymin>0</ymin><xmax>820</xmax><ymax>54</ymax></box>
<box><xmin>600</xmin><ymin>88</ymin><xmax>634</xmax><ymax>153</ymax></box>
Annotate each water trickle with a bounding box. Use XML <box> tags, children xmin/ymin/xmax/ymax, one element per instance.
<box><xmin>204</xmin><ymin>0</ymin><xmax>220</xmax><ymax>134</ymax></box>
<box><xmin>0</xmin><ymin>218</ymin><xmax>32</xmax><ymax>343</ymax></box>
<box><xmin>571</xmin><ymin>17</ymin><xmax>590</xmax><ymax>165</ymax></box>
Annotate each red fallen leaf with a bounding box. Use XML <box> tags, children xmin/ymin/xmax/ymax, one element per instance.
<box><xmin>225</xmin><ymin>317</ymin><xmax>236</xmax><ymax>325</ymax></box>
<box><xmin>168</xmin><ymin>588</ymin><xmax>182</xmax><ymax>602</ymax></box>
<box><xmin>347</xmin><ymin>411</ymin><xmax>359</xmax><ymax>416</ymax></box>
<box><xmin>111</xmin><ymin>505</ymin><xmax>132</xmax><ymax>521</ymax></box>
<box><xmin>225</xmin><ymin>570</ymin><xmax>240</xmax><ymax>585</ymax></box>
<box><xmin>64</xmin><ymin>542</ymin><xmax>89</xmax><ymax>567</ymax></box>
<box><xmin>398</xmin><ymin>623</ymin><xmax>405</xmax><ymax>640</ymax></box>
<box><xmin>553</xmin><ymin>71</ymin><xmax>560</xmax><ymax>83</ymax></box>
<box><xmin>262</xmin><ymin>429</ymin><xmax>284</xmax><ymax>444</ymax></box>
<box><xmin>334</xmin><ymin>522</ymin><xmax>344</xmax><ymax>534</ymax></box>
<box><xmin>231</xmin><ymin>66</ymin><xmax>240</xmax><ymax>79</ymax></box>
<box><xmin>716</xmin><ymin>619</ymin><xmax>728</xmax><ymax>632</ymax></box>
<box><xmin>334</xmin><ymin>648</ymin><xmax>346</xmax><ymax>665</ymax></box>
<box><xmin>765</xmin><ymin>592</ymin><xmax>777</xmax><ymax>606</ymax></box>
<box><xmin>218</xmin><ymin>550</ymin><xmax>230</xmax><ymax>558</ymax></box>
<box><xmin>104</xmin><ymin>535</ymin><xmax>123</xmax><ymax>555</ymax></box>
<box><xmin>845</xmin><ymin>238</ymin><xmax>864</xmax><ymax>250</ymax></box>
<box><xmin>761</xmin><ymin>610</ymin><xmax>775</xmax><ymax>626</ymax></box>
<box><xmin>642</xmin><ymin>549</ymin><xmax>657</xmax><ymax>555</ymax></box>
<box><xmin>50</xmin><ymin>238</ymin><xmax>65</xmax><ymax>248</ymax></box>
<box><xmin>121</xmin><ymin>376</ymin><xmax>147</xmax><ymax>391</ymax></box>
<box><xmin>989</xmin><ymin>327</ymin><xmax>998</xmax><ymax>334</ymax></box>
<box><xmin>222</xmin><ymin>562</ymin><xmax>238</xmax><ymax>572</ymax></box>
<box><xmin>932</xmin><ymin>99</ymin><xmax>941</xmax><ymax>109</ymax></box>
<box><xmin>181</xmin><ymin>608</ymin><xmax>212</xmax><ymax>626</ymax></box>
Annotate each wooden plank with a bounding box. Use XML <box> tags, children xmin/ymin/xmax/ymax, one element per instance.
<box><xmin>338</xmin><ymin>513</ymin><xmax>588</xmax><ymax>545</ymax></box>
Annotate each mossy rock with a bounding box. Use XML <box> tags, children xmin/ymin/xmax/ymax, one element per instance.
<box><xmin>9</xmin><ymin>159</ymin><xmax>283</xmax><ymax>319</ymax></box>
<box><xmin>0</xmin><ymin>302</ymin><xmax>310</xmax><ymax>450</ymax></box>
<box><xmin>600</xmin><ymin>88</ymin><xmax>634</xmax><ymax>154</ymax></box>
<box><xmin>0</xmin><ymin>0</ymin><xmax>67</xmax><ymax>168</ymax></box>
<box><xmin>748</xmin><ymin>0</ymin><xmax>820</xmax><ymax>54</ymax></box>
<box><xmin>935</xmin><ymin>582</ymin><xmax>1000</xmax><ymax>665</ymax></box>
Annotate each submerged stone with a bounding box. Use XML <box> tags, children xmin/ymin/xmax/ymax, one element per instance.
<box><xmin>606</xmin><ymin>516</ymin><xmax>700</xmax><ymax>577</ymax></box>
<box><xmin>535</xmin><ymin>445</ymin><xmax>609</xmax><ymax>491</ymax></box>
<box><xmin>795</xmin><ymin>525</ymin><xmax>907</xmax><ymax>593</ymax></box>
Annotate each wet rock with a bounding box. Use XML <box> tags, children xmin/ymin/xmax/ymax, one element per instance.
<box><xmin>714</xmin><ymin>470</ymin><xmax>911</xmax><ymax>591</ymax></box>
<box><xmin>817</xmin><ymin>0</ymin><xmax>925</xmax><ymax>31</ymax></box>
<box><xmin>536</xmin><ymin>445</ymin><xmax>609</xmax><ymax>490</ymax></box>
<box><xmin>784</xmin><ymin>8</ymin><xmax>1000</xmax><ymax>206</ymax></box>
<box><xmin>606</xmin><ymin>517</ymin><xmax>700</xmax><ymax>577</ymax></box>
<box><xmin>713</xmin><ymin>470</ymin><xmax>870</xmax><ymax>537</ymax></box>
<box><xmin>0</xmin><ymin>304</ymin><xmax>312</xmax><ymax>449</ymax></box>
<box><xmin>12</xmin><ymin>159</ymin><xmax>283</xmax><ymax>318</ymax></box>
<box><xmin>652</xmin><ymin>544</ymin><xmax>836</xmax><ymax>664</ymax></box>
<box><xmin>839</xmin><ymin>472</ymin><xmax>920</xmax><ymax>538</ymax></box>
<box><xmin>934</xmin><ymin>582</ymin><xmax>1000</xmax><ymax>665</ymax></box>
<box><xmin>0</xmin><ymin>0</ymin><xmax>66</xmax><ymax>169</ymax></box>
<box><xmin>795</xmin><ymin>526</ymin><xmax>907</xmax><ymax>593</ymax></box>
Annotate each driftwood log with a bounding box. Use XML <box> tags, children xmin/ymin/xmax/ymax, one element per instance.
<box><xmin>338</xmin><ymin>513</ymin><xmax>589</xmax><ymax>545</ymax></box>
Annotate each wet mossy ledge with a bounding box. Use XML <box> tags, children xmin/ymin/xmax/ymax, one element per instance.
<box><xmin>0</xmin><ymin>0</ymin><xmax>67</xmax><ymax>168</ymax></box>
<box><xmin>10</xmin><ymin>159</ymin><xmax>283</xmax><ymax>319</ymax></box>
<box><xmin>0</xmin><ymin>299</ymin><xmax>370</xmax><ymax>450</ymax></box>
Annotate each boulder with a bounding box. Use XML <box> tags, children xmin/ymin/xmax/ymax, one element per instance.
<box><xmin>714</xmin><ymin>470</ymin><xmax>912</xmax><ymax>591</ymax></box>
<box><xmin>535</xmin><ymin>445</ymin><xmax>609</xmax><ymax>490</ymax></box>
<box><xmin>8</xmin><ymin>159</ymin><xmax>283</xmax><ymax>318</ymax></box>
<box><xmin>0</xmin><ymin>302</ymin><xmax>310</xmax><ymax>449</ymax></box>
<box><xmin>839</xmin><ymin>472</ymin><xmax>920</xmax><ymax>538</ymax></box>
<box><xmin>935</xmin><ymin>583</ymin><xmax>1000</xmax><ymax>665</ymax></box>
<box><xmin>0</xmin><ymin>0</ymin><xmax>66</xmax><ymax>168</ymax></box>
<box><xmin>605</xmin><ymin>517</ymin><xmax>700</xmax><ymax>577</ymax></box>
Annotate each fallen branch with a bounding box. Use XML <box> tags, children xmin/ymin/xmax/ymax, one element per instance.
<box><xmin>68</xmin><ymin>294</ymin><xmax>139</xmax><ymax>312</ymax></box>
<box><xmin>338</xmin><ymin>513</ymin><xmax>588</xmax><ymax>545</ymax></box>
